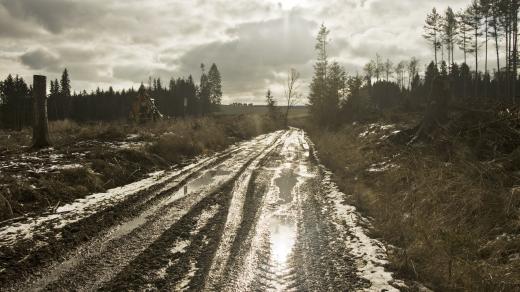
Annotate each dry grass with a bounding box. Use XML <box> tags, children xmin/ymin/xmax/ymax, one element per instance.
<box><xmin>0</xmin><ymin>114</ymin><xmax>282</xmax><ymax>219</ymax></box>
<box><xmin>306</xmin><ymin>121</ymin><xmax>520</xmax><ymax>291</ymax></box>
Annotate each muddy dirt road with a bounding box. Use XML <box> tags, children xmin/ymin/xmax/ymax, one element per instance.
<box><xmin>0</xmin><ymin>129</ymin><xmax>402</xmax><ymax>291</ymax></box>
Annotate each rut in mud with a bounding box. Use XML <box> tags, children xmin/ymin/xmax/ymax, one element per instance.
<box><xmin>0</xmin><ymin>129</ymin><xmax>401</xmax><ymax>291</ymax></box>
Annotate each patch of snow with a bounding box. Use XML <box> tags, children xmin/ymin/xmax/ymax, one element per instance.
<box><xmin>0</xmin><ymin>130</ymin><xmax>285</xmax><ymax>252</ymax></box>
<box><xmin>116</xmin><ymin>141</ymin><xmax>147</xmax><ymax>150</ymax></box>
<box><xmin>0</xmin><ymin>170</ymin><xmax>171</xmax><ymax>247</ymax></box>
<box><xmin>126</xmin><ymin>134</ymin><xmax>140</xmax><ymax>140</ymax></box>
<box><xmin>171</xmin><ymin>240</ymin><xmax>190</xmax><ymax>254</ymax></box>
<box><xmin>367</xmin><ymin>161</ymin><xmax>398</xmax><ymax>173</ymax></box>
<box><xmin>359</xmin><ymin>123</ymin><xmax>397</xmax><ymax>139</ymax></box>
<box><xmin>304</xmin><ymin>132</ymin><xmax>400</xmax><ymax>291</ymax></box>
<box><xmin>321</xmin><ymin>170</ymin><xmax>399</xmax><ymax>292</ymax></box>
<box><xmin>34</xmin><ymin>164</ymin><xmax>84</xmax><ymax>173</ymax></box>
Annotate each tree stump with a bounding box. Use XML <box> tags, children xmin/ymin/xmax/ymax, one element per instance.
<box><xmin>32</xmin><ymin>75</ymin><xmax>51</xmax><ymax>148</ymax></box>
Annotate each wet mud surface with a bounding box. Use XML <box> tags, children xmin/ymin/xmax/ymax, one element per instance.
<box><xmin>1</xmin><ymin>129</ymin><xmax>400</xmax><ymax>291</ymax></box>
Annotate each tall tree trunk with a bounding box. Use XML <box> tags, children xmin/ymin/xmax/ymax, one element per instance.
<box><xmin>434</xmin><ymin>33</ymin><xmax>438</xmax><ymax>66</ymax></box>
<box><xmin>451</xmin><ymin>39</ymin><xmax>455</xmax><ymax>66</ymax></box>
<box><xmin>505</xmin><ymin>20</ymin><xmax>511</xmax><ymax>101</ymax></box>
<box><xmin>463</xmin><ymin>30</ymin><xmax>467</xmax><ymax>64</ymax></box>
<box><xmin>442</xmin><ymin>43</ymin><xmax>445</xmax><ymax>63</ymax></box>
<box><xmin>513</xmin><ymin>5</ymin><xmax>518</xmax><ymax>104</ymax></box>
<box><xmin>493</xmin><ymin>15</ymin><xmax>501</xmax><ymax>99</ymax></box>
<box><xmin>485</xmin><ymin>17</ymin><xmax>489</xmax><ymax>99</ymax></box>
<box><xmin>32</xmin><ymin>75</ymin><xmax>51</xmax><ymax>149</ymax></box>
<box><xmin>485</xmin><ymin>17</ymin><xmax>489</xmax><ymax>73</ymax></box>
<box><xmin>475</xmin><ymin>25</ymin><xmax>479</xmax><ymax>98</ymax></box>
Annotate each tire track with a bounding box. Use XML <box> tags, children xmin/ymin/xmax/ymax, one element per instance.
<box><xmin>2</xmin><ymin>128</ymin><xmax>402</xmax><ymax>291</ymax></box>
<box><xmin>201</xmin><ymin>131</ymin><xmax>290</xmax><ymax>291</ymax></box>
<box><xmin>3</xmin><ymin>131</ymin><xmax>285</xmax><ymax>291</ymax></box>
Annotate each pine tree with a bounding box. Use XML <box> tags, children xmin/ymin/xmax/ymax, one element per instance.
<box><xmin>480</xmin><ymin>0</ymin><xmax>492</xmax><ymax>74</ymax></box>
<box><xmin>461</xmin><ymin>62</ymin><xmax>471</xmax><ymax>98</ymax></box>
<box><xmin>199</xmin><ymin>64</ymin><xmax>211</xmax><ymax>115</ymax></box>
<box><xmin>466</xmin><ymin>0</ymin><xmax>483</xmax><ymax>97</ymax></box>
<box><xmin>208</xmin><ymin>63</ymin><xmax>222</xmax><ymax>111</ymax></box>
<box><xmin>60</xmin><ymin>68</ymin><xmax>71</xmax><ymax>98</ymax></box>
<box><xmin>48</xmin><ymin>78</ymin><xmax>60</xmax><ymax>120</ymax></box>
<box><xmin>363</xmin><ymin>61</ymin><xmax>375</xmax><ymax>86</ymax></box>
<box><xmin>395</xmin><ymin>61</ymin><xmax>406</xmax><ymax>89</ymax></box>
<box><xmin>443</xmin><ymin>7</ymin><xmax>458</xmax><ymax>70</ymax></box>
<box><xmin>156</xmin><ymin>78</ymin><xmax>162</xmax><ymax>91</ymax></box>
<box><xmin>375</xmin><ymin>54</ymin><xmax>384</xmax><ymax>81</ymax></box>
<box><xmin>186</xmin><ymin>75</ymin><xmax>199</xmax><ymax>116</ymax></box>
<box><xmin>384</xmin><ymin>59</ymin><xmax>394</xmax><ymax>81</ymax></box>
<box><xmin>265</xmin><ymin>89</ymin><xmax>278</xmax><ymax>121</ymax></box>
<box><xmin>324</xmin><ymin>62</ymin><xmax>345</xmax><ymax>125</ymax></box>
<box><xmin>308</xmin><ymin>24</ymin><xmax>329</xmax><ymax>125</ymax></box>
<box><xmin>425</xmin><ymin>61</ymin><xmax>439</xmax><ymax>102</ymax></box>
<box><xmin>440</xmin><ymin>60</ymin><xmax>449</xmax><ymax>78</ymax></box>
<box><xmin>408</xmin><ymin>57</ymin><xmax>419</xmax><ymax>90</ymax></box>
<box><xmin>457</xmin><ymin>10</ymin><xmax>474</xmax><ymax>64</ymax></box>
<box><xmin>60</xmin><ymin>68</ymin><xmax>71</xmax><ymax>119</ymax></box>
<box><xmin>466</xmin><ymin>0</ymin><xmax>483</xmax><ymax>74</ymax></box>
<box><xmin>424</xmin><ymin>8</ymin><xmax>442</xmax><ymax>66</ymax></box>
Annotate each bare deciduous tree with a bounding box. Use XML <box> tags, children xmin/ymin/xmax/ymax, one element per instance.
<box><xmin>384</xmin><ymin>59</ymin><xmax>394</xmax><ymax>81</ymax></box>
<box><xmin>284</xmin><ymin>68</ymin><xmax>301</xmax><ymax>127</ymax></box>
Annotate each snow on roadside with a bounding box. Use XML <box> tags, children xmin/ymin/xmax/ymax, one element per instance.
<box><xmin>0</xmin><ymin>130</ymin><xmax>282</xmax><ymax>249</ymax></box>
<box><xmin>0</xmin><ymin>170</ymin><xmax>167</xmax><ymax>247</ymax></box>
<box><xmin>303</xmin><ymin>133</ymin><xmax>401</xmax><ymax>292</ymax></box>
<box><xmin>321</xmin><ymin>170</ymin><xmax>399</xmax><ymax>292</ymax></box>
<box><xmin>0</xmin><ymin>157</ymin><xmax>210</xmax><ymax>248</ymax></box>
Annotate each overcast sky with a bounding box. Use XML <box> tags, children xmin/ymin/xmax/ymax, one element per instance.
<box><xmin>1</xmin><ymin>0</ymin><xmax>470</xmax><ymax>104</ymax></box>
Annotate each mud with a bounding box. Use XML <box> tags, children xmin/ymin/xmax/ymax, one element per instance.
<box><xmin>0</xmin><ymin>129</ymin><xmax>401</xmax><ymax>291</ymax></box>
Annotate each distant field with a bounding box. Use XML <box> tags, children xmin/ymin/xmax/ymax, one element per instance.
<box><xmin>217</xmin><ymin>105</ymin><xmax>308</xmax><ymax>117</ymax></box>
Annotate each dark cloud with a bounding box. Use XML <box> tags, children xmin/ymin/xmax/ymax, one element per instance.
<box><xmin>20</xmin><ymin>48</ymin><xmax>60</xmax><ymax>71</ymax></box>
<box><xmin>0</xmin><ymin>0</ymin><xmax>103</xmax><ymax>34</ymax></box>
<box><xmin>0</xmin><ymin>6</ymin><xmax>41</xmax><ymax>38</ymax></box>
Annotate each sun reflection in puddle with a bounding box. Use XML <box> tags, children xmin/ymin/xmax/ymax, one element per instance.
<box><xmin>270</xmin><ymin>166</ymin><xmax>298</xmax><ymax>267</ymax></box>
<box><xmin>270</xmin><ymin>215</ymin><xmax>296</xmax><ymax>265</ymax></box>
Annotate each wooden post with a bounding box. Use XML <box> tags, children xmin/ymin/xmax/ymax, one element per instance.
<box><xmin>32</xmin><ymin>75</ymin><xmax>51</xmax><ymax>148</ymax></box>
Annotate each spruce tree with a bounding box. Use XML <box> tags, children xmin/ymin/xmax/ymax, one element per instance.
<box><xmin>60</xmin><ymin>68</ymin><xmax>71</xmax><ymax>119</ymax></box>
<box><xmin>308</xmin><ymin>24</ymin><xmax>329</xmax><ymax>125</ymax></box>
<box><xmin>208</xmin><ymin>63</ymin><xmax>222</xmax><ymax>111</ymax></box>
<box><xmin>325</xmin><ymin>62</ymin><xmax>345</xmax><ymax>126</ymax></box>
<box><xmin>199</xmin><ymin>64</ymin><xmax>211</xmax><ymax>115</ymax></box>
<box><xmin>265</xmin><ymin>89</ymin><xmax>278</xmax><ymax>121</ymax></box>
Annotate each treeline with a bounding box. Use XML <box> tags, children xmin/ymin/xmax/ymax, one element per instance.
<box><xmin>0</xmin><ymin>63</ymin><xmax>222</xmax><ymax>129</ymax></box>
<box><xmin>423</xmin><ymin>0</ymin><xmax>519</xmax><ymax>101</ymax></box>
<box><xmin>308</xmin><ymin>0</ymin><xmax>519</xmax><ymax>127</ymax></box>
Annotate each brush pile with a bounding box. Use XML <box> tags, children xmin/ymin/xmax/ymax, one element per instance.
<box><xmin>394</xmin><ymin>104</ymin><xmax>520</xmax><ymax>165</ymax></box>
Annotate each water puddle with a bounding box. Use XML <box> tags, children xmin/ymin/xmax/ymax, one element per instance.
<box><xmin>171</xmin><ymin>167</ymin><xmax>232</xmax><ymax>201</ymax></box>
<box><xmin>269</xmin><ymin>215</ymin><xmax>296</xmax><ymax>265</ymax></box>
<box><xmin>268</xmin><ymin>166</ymin><xmax>299</xmax><ymax>274</ymax></box>
<box><xmin>111</xmin><ymin>166</ymin><xmax>231</xmax><ymax>240</ymax></box>
<box><xmin>274</xmin><ymin>169</ymin><xmax>297</xmax><ymax>204</ymax></box>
